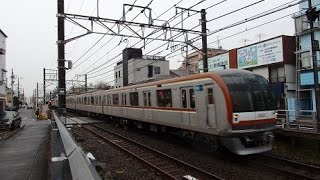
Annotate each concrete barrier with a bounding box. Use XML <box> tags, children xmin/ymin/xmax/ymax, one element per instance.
<box><xmin>53</xmin><ymin>111</ymin><xmax>101</xmax><ymax>180</ymax></box>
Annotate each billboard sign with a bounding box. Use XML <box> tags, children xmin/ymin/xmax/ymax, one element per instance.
<box><xmin>237</xmin><ymin>37</ymin><xmax>283</xmax><ymax>69</ymax></box>
<box><xmin>197</xmin><ymin>53</ymin><xmax>229</xmax><ymax>73</ymax></box>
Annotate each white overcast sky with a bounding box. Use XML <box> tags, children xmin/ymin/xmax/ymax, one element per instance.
<box><xmin>0</xmin><ymin>0</ymin><xmax>300</xmax><ymax>97</ymax></box>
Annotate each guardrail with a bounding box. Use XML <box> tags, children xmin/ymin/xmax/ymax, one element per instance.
<box><xmin>276</xmin><ymin>109</ymin><xmax>319</xmax><ymax>132</ymax></box>
<box><xmin>52</xmin><ymin>111</ymin><xmax>101</xmax><ymax>180</ymax></box>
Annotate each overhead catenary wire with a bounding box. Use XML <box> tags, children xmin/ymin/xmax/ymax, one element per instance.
<box><xmin>78</xmin><ymin>0</ymin><xmax>190</xmax><ymax>75</ymax></box>
<box><xmin>89</xmin><ymin>0</ymin><xmax>232</xmax><ymax>81</ymax></box>
<box><xmin>67</xmin><ymin>0</ymin><xmax>85</xmax><ymax>38</ymax></box>
<box><xmin>70</xmin><ymin>0</ymin><xmax>139</xmax><ymax>67</ymax></box>
<box><xmin>207</xmin><ymin>0</ymin><xmax>265</xmax><ymax>22</ymax></box>
<box><xmin>96</xmin><ymin>0</ymin><xmax>304</xmax><ymax>84</ymax></box>
<box><xmin>83</xmin><ymin>0</ymin><xmax>212</xmax><ymax>77</ymax></box>
<box><xmin>71</xmin><ymin>0</ymin><xmax>300</xmax><ymax>86</ymax></box>
<box><xmin>85</xmin><ymin>10</ymin><xmax>201</xmax><ymax>78</ymax></box>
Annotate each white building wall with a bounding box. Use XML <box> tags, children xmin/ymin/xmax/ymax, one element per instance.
<box><xmin>0</xmin><ymin>33</ymin><xmax>6</xmax><ymax>98</ymax></box>
<box><xmin>284</xmin><ymin>64</ymin><xmax>296</xmax><ymax>98</ymax></box>
<box><xmin>114</xmin><ymin>58</ymin><xmax>169</xmax><ymax>88</ymax></box>
<box><xmin>128</xmin><ymin>59</ymin><xmax>169</xmax><ymax>84</ymax></box>
<box><xmin>114</xmin><ymin>63</ymin><xmax>123</xmax><ymax>88</ymax></box>
<box><xmin>252</xmin><ymin>67</ymin><xmax>269</xmax><ymax>80</ymax></box>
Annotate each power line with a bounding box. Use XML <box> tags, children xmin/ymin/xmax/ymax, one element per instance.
<box><xmin>131</xmin><ymin>0</ymin><xmax>305</xmax><ymax>74</ymax></box>
<box><xmin>83</xmin><ymin>0</ymin><xmax>209</xmax><ymax>76</ymax></box>
<box><xmin>70</xmin><ymin>0</ymin><xmax>140</xmax><ymax>67</ymax></box>
<box><xmin>86</xmin><ymin>10</ymin><xmax>200</xmax><ymax>77</ymax></box>
<box><xmin>86</xmin><ymin>0</ymin><xmax>233</xmax><ymax>81</ymax></box>
<box><xmin>207</xmin><ymin>0</ymin><xmax>265</xmax><ymax>22</ymax></box>
<box><xmin>83</xmin><ymin>0</ymin><xmax>297</xmax><ymax>83</ymax></box>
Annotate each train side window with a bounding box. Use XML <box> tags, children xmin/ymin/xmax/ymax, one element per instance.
<box><xmin>113</xmin><ymin>94</ymin><xmax>119</xmax><ymax>105</ymax></box>
<box><xmin>208</xmin><ymin>88</ymin><xmax>214</xmax><ymax>104</ymax></box>
<box><xmin>130</xmin><ymin>92</ymin><xmax>139</xmax><ymax>106</ymax></box>
<box><xmin>189</xmin><ymin>89</ymin><xmax>195</xmax><ymax>108</ymax></box>
<box><xmin>103</xmin><ymin>95</ymin><xmax>106</xmax><ymax>105</ymax></box>
<box><xmin>157</xmin><ymin>89</ymin><xmax>172</xmax><ymax>107</ymax></box>
<box><xmin>121</xmin><ymin>93</ymin><xmax>127</xmax><ymax>105</ymax></box>
<box><xmin>91</xmin><ymin>96</ymin><xmax>94</xmax><ymax>105</ymax></box>
<box><xmin>143</xmin><ymin>92</ymin><xmax>152</xmax><ymax>106</ymax></box>
<box><xmin>108</xmin><ymin>95</ymin><xmax>111</xmax><ymax>105</ymax></box>
<box><xmin>181</xmin><ymin>89</ymin><xmax>187</xmax><ymax>108</ymax></box>
<box><xmin>143</xmin><ymin>92</ymin><xmax>147</xmax><ymax>106</ymax></box>
<box><xmin>148</xmin><ymin>92</ymin><xmax>151</xmax><ymax>106</ymax></box>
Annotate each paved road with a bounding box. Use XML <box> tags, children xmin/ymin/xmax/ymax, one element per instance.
<box><xmin>0</xmin><ymin>109</ymin><xmax>50</xmax><ymax>180</ymax></box>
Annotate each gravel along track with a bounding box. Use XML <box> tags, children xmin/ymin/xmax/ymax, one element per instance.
<box><xmin>73</xmin><ymin>126</ymin><xmax>161</xmax><ymax>180</ymax></box>
<box><xmin>245</xmin><ymin>154</ymin><xmax>320</xmax><ymax>180</ymax></box>
<box><xmin>70</xmin><ymin>116</ymin><xmax>301</xmax><ymax>180</ymax></box>
<box><xmin>84</xmin><ymin>124</ymin><xmax>224</xmax><ymax>180</ymax></box>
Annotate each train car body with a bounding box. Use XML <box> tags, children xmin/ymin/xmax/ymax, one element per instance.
<box><xmin>63</xmin><ymin>70</ymin><xmax>277</xmax><ymax>155</ymax></box>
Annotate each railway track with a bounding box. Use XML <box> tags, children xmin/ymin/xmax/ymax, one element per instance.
<box><xmin>65</xmin><ymin>115</ymin><xmax>320</xmax><ymax>179</ymax></box>
<box><xmin>82</xmin><ymin>123</ymin><xmax>223</xmax><ymax>180</ymax></box>
<box><xmin>245</xmin><ymin>154</ymin><xmax>320</xmax><ymax>180</ymax></box>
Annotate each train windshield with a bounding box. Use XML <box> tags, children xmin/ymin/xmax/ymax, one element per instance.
<box><xmin>220</xmin><ymin>72</ymin><xmax>276</xmax><ymax>112</ymax></box>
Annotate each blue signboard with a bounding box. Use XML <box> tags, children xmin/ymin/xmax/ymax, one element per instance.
<box><xmin>195</xmin><ymin>85</ymin><xmax>203</xmax><ymax>91</ymax></box>
<box><xmin>300</xmin><ymin>71</ymin><xmax>320</xmax><ymax>86</ymax></box>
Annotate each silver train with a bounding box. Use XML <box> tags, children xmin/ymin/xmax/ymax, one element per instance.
<box><xmin>55</xmin><ymin>69</ymin><xmax>277</xmax><ymax>155</ymax></box>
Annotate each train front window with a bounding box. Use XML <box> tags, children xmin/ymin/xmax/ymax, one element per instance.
<box><xmin>220</xmin><ymin>72</ymin><xmax>276</xmax><ymax>112</ymax></box>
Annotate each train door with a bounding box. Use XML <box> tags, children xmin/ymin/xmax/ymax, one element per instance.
<box><xmin>206</xmin><ymin>85</ymin><xmax>217</xmax><ymax>129</ymax></box>
<box><xmin>143</xmin><ymin>91</ymin><xmax>152</xmax><ymax>120</ymax></box>
<box><xmin>121</xmin><ymin>93</ymin><xmax>127</xmax><ymax>117</ymax></box>
<box><xmin>180</xmin><ymin>87</ymin><xmax>192</xmax><ymax>125</ymax></box>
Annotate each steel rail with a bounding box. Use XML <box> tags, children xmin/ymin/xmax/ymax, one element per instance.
<box><xmin>81</xmin><ymin>123</ymin><xmax>224</xmax><ymax>180</ymax></box>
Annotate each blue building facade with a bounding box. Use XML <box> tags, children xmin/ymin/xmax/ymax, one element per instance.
<box><xmin>294</xmin><ymin>0</ymin><xmax>320</xmax><ymax>114</ymax></box>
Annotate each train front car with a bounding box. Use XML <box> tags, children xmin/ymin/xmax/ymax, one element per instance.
<box><xmin>217</xmin><ymin>70</ymin><xmax>277</xmax><ymax>155</ymax></box>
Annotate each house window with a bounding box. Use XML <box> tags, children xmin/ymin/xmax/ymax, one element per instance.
<box><xmin>269</xmin><ymin>66</ymin><xmax>285</xmax><ymax>83</ymax></box>
<box><xmin>154</xmin><ymin>67</ymin><xmax>160</xmax><ymax>74</ymax></box>
<box><xmin>148</xmin><ymin>65</ymin><xmax>153</xmax><ymax>77</ymax></box>
<box><xmin>0</xmin><ymin>48</ymin><xmax>5</xmax><ymax>55</ymax></box>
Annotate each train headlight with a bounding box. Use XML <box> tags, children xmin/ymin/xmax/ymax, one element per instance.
<box><xmin>273</xmin><ymin>112</ymin><xmax>278</xmax><ymax>119</ymax></box>
<box><xmin>233</xmin><ymin>114</ymin><xmax>239</xmax><ymax>123</ymax></box>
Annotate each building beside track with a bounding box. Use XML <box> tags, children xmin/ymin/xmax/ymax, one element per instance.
<box><xmin>0</xmin><ymin>29</ymin><xmax>7</xmax><ymax>113</ymax></box>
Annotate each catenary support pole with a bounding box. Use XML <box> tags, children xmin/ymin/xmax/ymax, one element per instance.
<box><xmin>201</xmin><ymin>9</ymin><xmax>208</xmax><ymax>73</ymax></box>
<box><xmin>43</xmin><ymin>68</ymin><xmax>46</xmax><ymax>104</ymax></box>
<box><xmin>57</xmin><ymin>0</ymin><xmax>66</xmax><ymax>112</ymax></box>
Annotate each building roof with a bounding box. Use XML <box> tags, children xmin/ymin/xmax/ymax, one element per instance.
<box><xmin>0</xmin><ymin>29</ymin><xmax>7</xmax><ymax>38</ymax></box>
<box><xmin>170</xmin><ymin>69</ymin><xmax>194</xmax><ymax>77</ymax></box>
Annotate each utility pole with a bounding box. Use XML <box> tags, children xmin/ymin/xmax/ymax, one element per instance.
<box><xmin>43</xmin><ymin>68</ymin><xmax>46</xmax><ymax>104</ymax></box>
<box><xmin>36</xmin><ymin>83</ymin><xmax>39</xmax><ymax>109</ymax></box>
<box><xmin>85</xmin><ymin>74</ymin><xmax>88</xmax><ymax>92</ymax></box>
<box><xmin>201</xmin><ymin>9</ymin><xmax>208</xmax><ymax>73</ymax></box>
<box><xmin>307</xmin><ymin>0</ymin><xmax>320</xmax><ymax>132</ymax></box>
<box><xmin>10</xmin><ymin>69</ymin><xmax>14</xmax><ymax>94</ymax></box>
<box><xmin>17</xmin><ymin>78</ymin><xmax>20</xmax><ymax>106</ymax></box>
<box><xmin>57</xmin><ymin>0</ymin><xmax>66</xmax><ymax>112</ymax></box>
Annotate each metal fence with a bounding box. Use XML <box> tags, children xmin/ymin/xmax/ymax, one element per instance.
<box><xmin>276</xmin><ymin>109</ymin><xmax>319</xmax><ymax>132</ymax></box>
